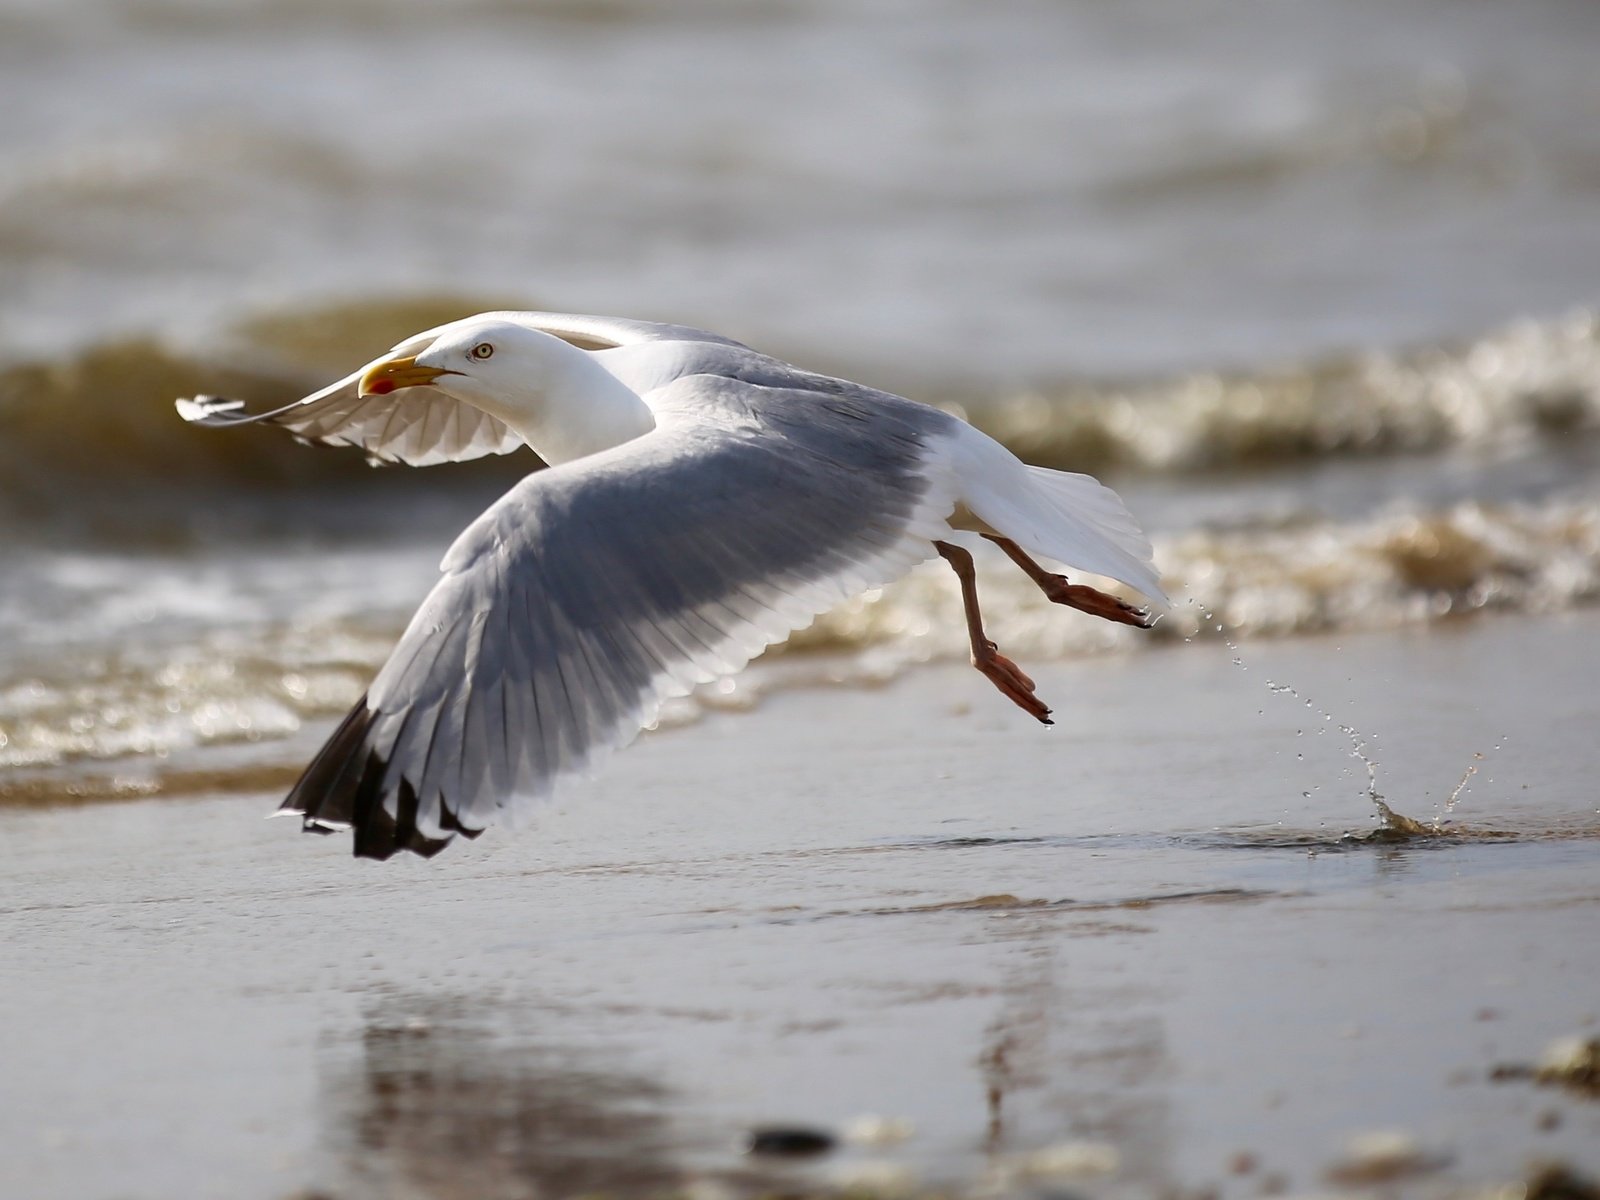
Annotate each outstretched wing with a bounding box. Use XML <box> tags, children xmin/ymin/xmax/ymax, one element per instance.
<box><xmin>280</xmin><ymin>375</ymin><xmax>959</xmax><ymax>859</ymax></box>
<box><xmin>176</xmin><ymin>380</ymin><xmax>527</xmax><ymax>467</ymax></box>
<box><xmin>174</xmin><ymin>311</ymin><xmax>748</xmax><ymax>467</ymax></box>
<box><xmin>175</xmin><ymin>328</ymin><xmax>523</xmax><ymax>466</ymax></box>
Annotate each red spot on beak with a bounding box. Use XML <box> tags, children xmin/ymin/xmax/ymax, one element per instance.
<box><xmin>367</xmin><ymin>378</ymin><xmax>396</xmax><ymax>395</ymax></box>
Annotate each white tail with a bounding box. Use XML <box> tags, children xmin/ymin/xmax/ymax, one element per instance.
<box><xmin>950</xmin><ymin>426</ymin><xmax>1167</xmax><ymax>608</ymax></box>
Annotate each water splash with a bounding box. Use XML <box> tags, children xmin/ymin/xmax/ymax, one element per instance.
<box><xmin>1187</xmin><ymin>598</ymin><xmax>1386</xmax><ymax>816</ymax></box>
<box><xmin>1434</xmin><ymin>751</ymin><xmax>1487</xmax><ymax>831</ymax></box>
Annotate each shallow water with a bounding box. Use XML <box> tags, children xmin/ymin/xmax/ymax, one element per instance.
<box><xmin>7</xmin><ymin>441</ymin><xmax>1598</xmax><ymax>790</ymax></box>
<box><xmin>3</xmin><ymin>617</ymin><xmax>1597</xmax><ymax>1198</ymax></box>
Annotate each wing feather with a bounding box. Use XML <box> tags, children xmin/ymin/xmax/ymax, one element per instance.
<box><xmin>174</xmin><ymin>311</ymin><xmax>744</xmax><ymax>467</ymax></box>
<box><xmin>280</xmin><ymin>381</ymin><xmax>958</xmax><ymax>857</ymax></box>
<box><xmin>176</xmin><ymin>373</ymin><xmax>528</xmax><ymax>467</ymax></box>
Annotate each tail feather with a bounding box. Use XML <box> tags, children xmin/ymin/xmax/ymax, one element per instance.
<box><xmin>951</xmin><ymin>427</ymin><xmax>1167</xmax><ymax>607</ymax></box>
<box><xmin>1023</xmin><ymin>466</ymin><xmax>1166</xmax><ymax>605</ymax></box>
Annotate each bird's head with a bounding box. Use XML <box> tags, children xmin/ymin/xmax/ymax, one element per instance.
<box><xmin>356</xmin><ymin>312</ymin><xmax>654</xmax><ymax>465</ymax></box>
<box><xmin>358</xmin><ymin>314</ymin><xmax>561</xmax><ymax>409</ymax></box>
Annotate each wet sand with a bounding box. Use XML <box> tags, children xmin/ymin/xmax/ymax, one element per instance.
<box><xmin>3</xmin><ymin>613</ymin><xmax>1599</xmax><ymax>1199</ymax></box>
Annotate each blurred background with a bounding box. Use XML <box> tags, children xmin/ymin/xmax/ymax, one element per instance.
<box><xmin>5</xmin><ymin>0</ymin><xmax>1600</xmax><ymax>374</ymax></box>
<box><xmin>2</xmin><ymin>0</ymin><xmax>1599</xmax><ymax>796</ymax></box>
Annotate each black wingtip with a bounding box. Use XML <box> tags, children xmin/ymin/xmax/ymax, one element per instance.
<box><xmin>351</xmin><ymin>777</ymin><xmax>454</xmax><ymax>860</ymax></box>
<box><xmin>279</xmin><ymin>695</ymin><xmax>463</xmax><ymax>862</ymax></box>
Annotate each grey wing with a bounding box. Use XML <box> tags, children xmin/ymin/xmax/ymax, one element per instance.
<box><xmin>280</xmin><ymin>383</ymin><xmax>958</xmax><ymax>859</ymax></box>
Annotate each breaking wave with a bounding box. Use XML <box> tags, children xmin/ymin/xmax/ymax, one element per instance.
<box><xmin>969</xmin><ymin>309</ymin><xmax>1600</xmax><ymax>473</ymax></box>
<box><xmin>4</xmin><ymin>302</ymin><xmax>1598</xmax><ymax>544</ymax></box>
<box><xmin>4</xmin><ymin>491</ymin><xmax>1596</xmax><ymax>797</ymax></box>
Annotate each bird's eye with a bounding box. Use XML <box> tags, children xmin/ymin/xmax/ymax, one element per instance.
<box><xmin>470</xmin><ymin>342</ymin><xmax>494</xmax><ymax>360</ymax></box>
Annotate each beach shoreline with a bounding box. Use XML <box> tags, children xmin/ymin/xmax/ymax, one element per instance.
<box><xmin>3</xmin><ymin>611</ymin><xmax>1598</xmax><ymax>1198</ymax></box>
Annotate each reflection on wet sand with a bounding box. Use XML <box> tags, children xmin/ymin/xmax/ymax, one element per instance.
<box><xmin>323</xmin><ymin>996</ymin><xmax>687</xmax><ymax>1200</ymax></box>
<box><xmin>312</xmin><ymin>903</ymin><xmax>1199</xmax><ymax>1200</ymax></box>
<box><xmin>976</xmin><ymin>913</ymin><xmax>1176</xmax><ymax>1195</ymax></box>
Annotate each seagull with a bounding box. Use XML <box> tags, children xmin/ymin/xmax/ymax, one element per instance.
<box><xmin>177</xmin><ymin>312</ymin><xmax>1165</xmax><ymax>860</ymax></box>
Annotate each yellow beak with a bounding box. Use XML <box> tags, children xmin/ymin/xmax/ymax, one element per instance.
<box><xmin>358</xmin><ymin>356</ymin><xmax>460</xmax><ymax>396</ymax></box>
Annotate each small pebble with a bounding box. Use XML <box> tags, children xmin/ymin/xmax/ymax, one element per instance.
<box><xmin>1016</xmin><ymin>1140</ymin><xmax>1120</xmax><ymax>1179</ymax></box>
<box><xmin>843</xmin><ymin>1114</ymin><xmax>915</xmax><ymax>1146</ymax></box>
<box><xmin>1325</xmin><ymin>1130</ymin><xmax>1444</xmax><ymax>1184</ymax></box>
<box><xmin>1536</xmin><ymin>1036</ymin><xmax>1600</xmax><ymax>1093</ymax></box>
<box><xmin>832</xmin><ymin>1160</ymin><xmax>918</xmax><ymax>1196</ymax></box>
<box><xmin>747</xmin><ymin>1126</ymin><xmax>836</xmax><ymax>1157</ymax></box>
<box><xmin>1526</xmin><ymin>1163</ymin><xmax>1600</xmax><ymax>1200</ymax></box>
<box><xmin>679</xmin><ymin>1181</ymin><xmax>736</xmax><ymax>1200</ymax></box>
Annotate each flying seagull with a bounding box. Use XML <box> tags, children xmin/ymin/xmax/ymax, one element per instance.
<box><xmin>177</xmin><ymin>312</ymin><xmax>1165</xmax><ymax>860</ymax></box>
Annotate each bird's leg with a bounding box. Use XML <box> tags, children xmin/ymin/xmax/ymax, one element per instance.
<box><xmin>934</xmin><ymin>541</ymin><xmax>1053</xmax><ymax>725</ymax></box>
<box><xmin>981</xmin><ymin>535</ymin><xmax>1153</xmax><ymax>629</ymax></box>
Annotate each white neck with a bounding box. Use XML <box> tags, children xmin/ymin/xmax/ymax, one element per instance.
<box><xmin>458</xmin><ymin>336</ymin><xmax>657</xmax><ymax>466</ymax></box>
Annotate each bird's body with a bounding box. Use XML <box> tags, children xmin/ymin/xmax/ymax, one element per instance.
<box><xmin>178</xmin><ymin>312</ymin><xmax>1164</xmax><ymax>859</ymax></box>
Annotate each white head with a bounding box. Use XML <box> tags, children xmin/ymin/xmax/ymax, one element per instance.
<box><xmin>360</xmin><ymin>315</ymin><xmax>570</xmax><ymax>408</ymax></box>
<box><xmin>357</xmin><ymin>313</ymin><xmax>654</xmax><ymax>464</ymax></box>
